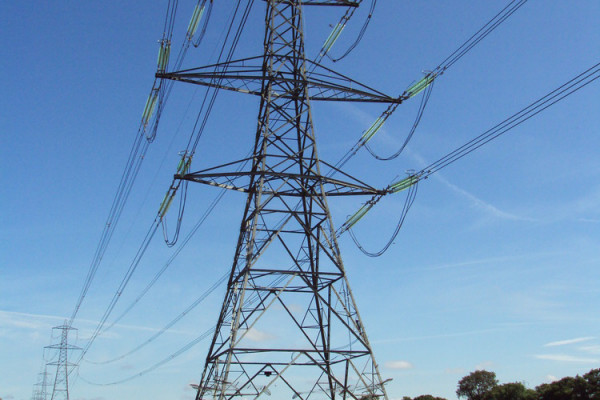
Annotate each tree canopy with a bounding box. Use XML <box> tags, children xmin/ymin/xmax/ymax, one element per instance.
<box><xmin>487</xmin><ymin>382</ymin><xmax>537</xmax><ymax>400</ymax></box>
<box><xmin>456</xmin><ymin>370</ymin><xmax>498</xmax><ymax>400</ymax></box>
<box><xmin>403</xmin><ymin>367</ymin><xmax>599</xmax><ymax>400</ymax></box>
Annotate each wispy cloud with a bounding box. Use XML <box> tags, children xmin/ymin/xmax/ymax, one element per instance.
<box><xmin>433</xmin><ymin>173</ymin><xmax>537</xmax><ymax>222</ymax></box>
<box><xmin>0</xmin><ymin>309</ymin><xmax>66</xmax><ymax>327</ymax></box>
<box><xmin>0</xmin><ymin>309</ymin><xmax>194</xmax><ymax>339</ymax></box>
<box><xmin>475</xmin><ymin>361</ymin><xmax>494</xmax><ymax>370</ymax></box>
<box><xmin>544</xmin><ymin>337</ymin><xmax>595</xmax><ymax>347</ymax></box>
<box><xmin>374</xmin><ymin>327</ymin><xmax>503</xmax><ymax>345</ymax></box>
<box><xmin>384</xmin><ymin>360</ymin><xmax>413</xmax><ymax>370</ymax></box>
<box><xmin>578</xmin><ymin>218</ymin><xmax>600</xmax><ymax>223</ymax></box>
<box><xmin>445</xmin><ymin>367</ymin><xmax>466</xmax><ymax>375</ymax></box>
<box><xmin>535</xmin><ymin>354</ymin><xmax>600</xmax><ymax>363</ymax></box>
<box><xmin>405</xmin><ymin>149</ymin><xmax>537</xmax><ymax>223</ymax></box>
<box><xmin>580</xmin><ymin>345</ymin><xmax>600</xmax><ymax>354</ymax></box>
<box><xmin>413</xmin><ymin>251</ymin><xmax>561</xmax><ymax>272</ymax></box>
<box><xmin>243</xmin><ymin>328</ymin><xmax>275</xmax><ymax>343</ymax></box>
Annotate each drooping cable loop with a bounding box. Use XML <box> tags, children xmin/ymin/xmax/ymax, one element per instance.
<box><xmin>144</xmin><ymin>0</ymin><xmax>215</xmax><ymax>144</ymax></box>
<box><xmin>365</xmin><ymin>77</ymin><xmax>435</xmax><ymax>161</ymax></box>
<box><xmin>342</xmin><ymin>61</ymin><xmax>600</xmax><ymax>257</ymax></box>
<box><xmin>330</xmin><ymin>0</ymin><xmax>528</xmax><ymax>171</ymax></box>
<box><xmin>192</xmin><ymin>1</ymin><xmax>214</xmax><ymax>48</ymax></box>
<box><xmin>326</xmin><ymin>0</ymin><xmax>377</xmax><ymax>63</ymax></box>
<box><xmin>348</xmin><ymin>181</ymin><xmax>418</xmax><ymax>257</ymax></box>
<box><xmin>337</xmin><ymin>171</ymin><xmax>421</xmax><ymax>237</ymax></box>
<box><xmin>160</xmin><ymin>152</ymin><xmax>193</xmax><ymax>247</ymax></box>
<box><xmin>330</xmin><ymin>71</ymin><xmax>434</xmax><ymax>172</ymax></box>
<box><xmin>308</xmin><ymin>0</ymin><xmax>368</xmax><ymax>75</ymax></box>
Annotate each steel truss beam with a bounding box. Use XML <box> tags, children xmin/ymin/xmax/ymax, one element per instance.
<box><xmin>157</xmin><ymin>56</ymin><xmax>405</xmax><ymax>103</ymax></box>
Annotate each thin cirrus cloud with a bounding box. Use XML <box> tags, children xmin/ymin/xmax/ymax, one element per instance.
<box><xmin>243</xmin><ymin>328</ymin><xmax>275</xmax><ymax>342</ymax></box>
<box><xmin>384</xmin><ymin>360</ymin><xmax>413</xmax><ymax>370</ymax></box>
<box><xmin>535</xmin><ymin>354</ymin><xmax>599</xmax><ymax>363</ymax></box>
<box><xmin>543</xmin><ymin>337</ymin><xmax>595</xmax><ymax>347</ymax></box>
<box><xmin>407</xmin><ymin>150</ymin><xmax>536</xmax><ymax>223</ymax></box>
<box><xmin>579</xmin><ymin>345</ymin><xmax>600</xmax><ymax>354</ymax></box>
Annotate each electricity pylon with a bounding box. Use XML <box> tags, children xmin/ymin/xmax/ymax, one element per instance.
<box><xmin>45</xmin><ymin>322</ymin><xmax>80</xmax><ymax>400</ymax></box>
<box><xmin>159</xmin><ymin>1</ymin><xmax>402</xmax><ymax>399</ymax></box>
<box><xmin>31</xmin><ymin>367</ymin><xmax>50</xmax><ymax>400</ymax></box>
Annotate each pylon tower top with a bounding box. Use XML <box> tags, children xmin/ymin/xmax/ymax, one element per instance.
<box><xmin>45</xmin><ymin>323</ymin><xmax>81</xmax><ymax>400</ymax></box>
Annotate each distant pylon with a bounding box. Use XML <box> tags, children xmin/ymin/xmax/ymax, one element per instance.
<box><xmin>45</xmin><ymin>322</ymin><xmax>80</xmax><ymax>400</ymax></box>
<box><xmin>32</xmin><ymin>366</ymin><xmax>50</xmax><ymax>400</ymax></box>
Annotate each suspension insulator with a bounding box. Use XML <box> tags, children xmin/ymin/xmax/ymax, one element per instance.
<box><xmin>389</xmin><ymin>175</ymin><xmax>418</xmax><ymax>193</ymax></box>
<box><xmin>342</xmin><ymin>201</ymin><xmax>375</xmax><ymax>231</ymax></box>
<box><xmin>322</xmin><ymin>23</ymin><xmax>345</xmax><ymax>54</ymax></box>
<box><xmin>141</xmin><ymin>91</ymin><xmax>158</xmax><ymax>128</ymax></box>
<box><xmin>406</xmin><ymin>74</ymin><xmax>435</xmax><ymax>98</ymax></box>
<box><xmin>158</xmin><ymin>191</ymin><xmax>176</xmax><ymax>219</ymax></box>
<box><xmin>157</xmin><ymin>40</ymin><xmax>171</xmax><ymax>72</ymax></box>
<box><xmin>177</xmin><ymin>155</ymin><xmax>193</xmax><ymax>175</ymax></box>
<box><xmin>187</xmin><ymin>4</ymin><xmax>206</xmax><ymax>39</ymax></box>
<box><xmin>362</xmin><ymin>117</ymin><xmax>386</xmax><ymax>143</ymax></box>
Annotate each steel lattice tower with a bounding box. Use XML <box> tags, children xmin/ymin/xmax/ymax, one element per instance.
<box><xmin>45</xmin><ymin>323</ymin><xmax>80</xmax><ymax>400</ymax></box>
<box><xmin>31</xmin><ymin>367</ymin><xmax>50</xmax><ymax>400</ymax></box>
<box><xmin>159</xmin><ymin>1</ymin><xmax>403</xmax><ymax>399</ymax></box>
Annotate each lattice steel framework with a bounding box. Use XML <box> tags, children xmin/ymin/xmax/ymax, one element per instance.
<box><xmin>31</xmin><ymin>367</ymin><xmax>50</xmax><ymax>400</ymax></box>
<box><xmin>45</xmin><ymin>323</ymin><xmax>80</xmax><ymax>400</ymax></box>
<box><xmin>162</xmin><ymin>1</ymin><xmax>402</xmax><ymax>399</ymax></box>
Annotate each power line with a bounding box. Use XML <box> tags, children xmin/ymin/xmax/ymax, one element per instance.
<box><xmin>68</xmin><ymin>0</ymin><xmax>181</xmax><ymax>326</ymax></box>
<box><xmin>71</xmin><ymin>0</ymin><xmax>254</xmax><ymax>367</ymax></box>
<box><xmin>348</xmin><ymin>182</ymin><xmax>418</xmax><ymax>257</ymax></box>
<box><xmin>85</xmin><ymin>272</ymin><xmax>228</xmax><ymax>365</ymax></box>
<box><xmin>332</xmin><ymin>0</ymin><xmax>528</xmax><ymax>168</ymax></box>
<box><xmin>419</xmin><ymin>61</ymin><xmax>600</xmax><ymax>178</ymax></box>
<box><xmin>341</xmin><ymin>61</ymin><xmax>600</xmax><ymax>256</ymax></box>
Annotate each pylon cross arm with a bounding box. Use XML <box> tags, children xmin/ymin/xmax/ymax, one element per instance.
<box><xmin>177</xmin><ymin>170</ymin><xmax>385</xmax><ymax>196</ymax></box>
<box><xmin>157</xmin><ymin>57</ymin><xmax>401</xmax><ymax>104</ymax></box>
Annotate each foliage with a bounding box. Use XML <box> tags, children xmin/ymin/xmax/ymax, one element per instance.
<box><xmin>584</xmin><ymin>368</ymin><xmax>600</xmax><ymax>398</ymax></box>
<box><xmin>487</xmin><ymin>382</ymin><xmax>536</xmax><ymax>400</ymax></box>
<box><xmin>536</xmin><ymin>369</ymin><xmax>600</xmax><ymax>400</ymax></box>
<box><xmin>536</xmin><ymin>376</ymin><xmax>587</xmax><ymax>399</ymax></box>
<box><xmin>456</xmin><ymin>370</ymin><xmax>498</xmax><ymax>400</ymax></box>
<box><xmin>404</xmin><ymin>367</ymin><xmax>600</xmax><ymax>400</ymax></box>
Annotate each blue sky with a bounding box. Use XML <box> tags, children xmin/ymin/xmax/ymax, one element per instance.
<box><xmin>1</xmin><ymin>1</ymin><xmax>599</xmax><ymax>400</ymax></box>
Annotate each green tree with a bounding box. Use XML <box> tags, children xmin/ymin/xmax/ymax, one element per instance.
<box><xmin>487</xmin><ymin>382</ymin><xmax>536</xmax><ymax>400</ymax></box>
<box><xmin>584</xmin><ymin>368</ymin><xmax>600</xmax><ymax>398</ymax></box>
<box><xmin>413</xmin><ymin>395</ymin><xmax>448</xmax><ymax>400</ymax></box>
<box><xmin>536</xmin><ymin>376</ymin><xmax>587</xmax><ymax>400</ymax></box>
<box><xmin>456</xmin><ymin>370</ymin><xmax>498</xmax><ymax>400</ymax></box>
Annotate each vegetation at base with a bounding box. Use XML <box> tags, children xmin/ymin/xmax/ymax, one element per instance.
<box><xmin>400</xmin><ymin>367</ymin><xmax>599</xmax><ymax>400</ymax></box>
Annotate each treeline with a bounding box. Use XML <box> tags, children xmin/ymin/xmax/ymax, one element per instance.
<box><xmin>401</xmin><ymin>367</ymin><xmax>599</xmax><ymax>400</ymax></box>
